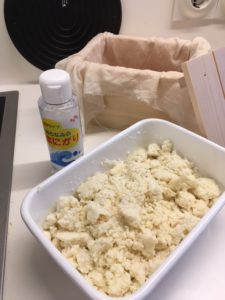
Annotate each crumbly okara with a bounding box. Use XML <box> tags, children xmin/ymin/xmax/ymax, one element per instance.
<box><xmin>43</xmin><ymin>140</ymin><xmax>221</xmax><ymax>297</ymax></box>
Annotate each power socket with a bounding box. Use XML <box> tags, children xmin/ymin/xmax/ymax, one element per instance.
<box><xmin>172</xmin><ymin>0</ymin><xmax>225</xmax><ymax>21</ymax></box>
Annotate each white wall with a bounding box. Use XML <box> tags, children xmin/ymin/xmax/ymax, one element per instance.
<box><xmin>1</xmin><ymin>0</ymin><xmax>225</xmax><ymax>84</ymax></box>
<box><xmin>0</xmin><ymin>0</ymin><xmax>41</xmax><ymax>84</ymax></box>
<box><xmin>121</xmin><ymin>0</ymin><xmax>225</xmax><ymax>45</ymax></box>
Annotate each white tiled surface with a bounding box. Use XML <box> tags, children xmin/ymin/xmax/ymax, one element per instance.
<box><xmin>1</xmin><ymin>85</ymin><xmax>225</xmax><ymax>300</ymax></box>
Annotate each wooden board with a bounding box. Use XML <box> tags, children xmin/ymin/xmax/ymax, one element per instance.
<box><xmin>182</xmin><ymin>48</ymin><xmax>225</xmax><ymax>147</ymax></box>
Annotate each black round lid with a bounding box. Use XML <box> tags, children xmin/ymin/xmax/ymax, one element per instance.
<box><xmin>4</xmin><ymin>0</ymin><xmax>122</xmax><ymax>70</ymax></box>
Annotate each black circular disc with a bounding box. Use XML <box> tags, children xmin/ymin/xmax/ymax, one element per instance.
<box><xmin>4</xmin><ymin>0</ymin><xmax>122</xmax><ymax>70</ymax></box>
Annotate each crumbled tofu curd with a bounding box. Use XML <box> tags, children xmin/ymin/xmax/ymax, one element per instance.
<box><xmin>43</xmin><ymin>140</ymin><xmax>221</xmax><ymax>297</ymax></box>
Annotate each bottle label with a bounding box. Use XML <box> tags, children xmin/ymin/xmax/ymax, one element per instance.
<box><xmin>42</xmin><ymin>117</ymin><xmax>83</xmax><ymax>168</ymax></box>
<box><xmin>43</xmin><ymin>118</ymin><xmax>79</xmax><ymax>150</ymax></box>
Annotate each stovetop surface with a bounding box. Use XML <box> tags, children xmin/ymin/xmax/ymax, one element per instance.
<box><xmin>0</xmin><ymin>91</ymin><xmax>18</xmax><ymax>300</ymax></box>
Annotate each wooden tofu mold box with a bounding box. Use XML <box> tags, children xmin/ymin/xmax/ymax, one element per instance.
<box><xmin>21</xmin><ymin>119</ymin><xmax>225</xmax><ymax>300</ymax></box>
<box><xmin>57</xmin><ymin>32</ymin><xmax>225</xmax><ymax>147</ymax></box>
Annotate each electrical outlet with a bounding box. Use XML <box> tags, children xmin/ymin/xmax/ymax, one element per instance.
<box><xmin>172</xmin><ymin>0</ymin><xmax>224</xmax><ymax>21</ymax></box>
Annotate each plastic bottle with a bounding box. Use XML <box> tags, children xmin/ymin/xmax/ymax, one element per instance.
<box><xmin>38</xmin><ymin>69</ymin><xmax>83</xmax><ymax>170</ymax></box>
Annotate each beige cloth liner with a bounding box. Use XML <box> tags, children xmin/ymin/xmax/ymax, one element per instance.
<box><xmin>56</xmin><ymin>32</ymin><xmax>211</xmax><ymax>135</ymax></box>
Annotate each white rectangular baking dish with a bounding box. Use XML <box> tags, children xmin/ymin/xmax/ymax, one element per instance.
<box><xmin>21</xmin><ymin>119</ymin><xmax>225</xmax><ymax>300</ymax></box>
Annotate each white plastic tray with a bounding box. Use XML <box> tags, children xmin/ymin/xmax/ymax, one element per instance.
<box><xmin>21</xmin><ymin>119</ymin><xmax>225</xmax><ymax>300</ymax></box>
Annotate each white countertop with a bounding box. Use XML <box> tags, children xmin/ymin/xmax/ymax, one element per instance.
<box><xmin>2</xmin><ymin>85</ymin><xmax>225</xmax><ymax>300</ymax></box>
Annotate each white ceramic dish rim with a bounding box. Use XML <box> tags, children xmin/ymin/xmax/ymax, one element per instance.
<box><xmin>21</xmin><ymin>119</ymin><xmax>225</xmax><ymax>300</ymax></box>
